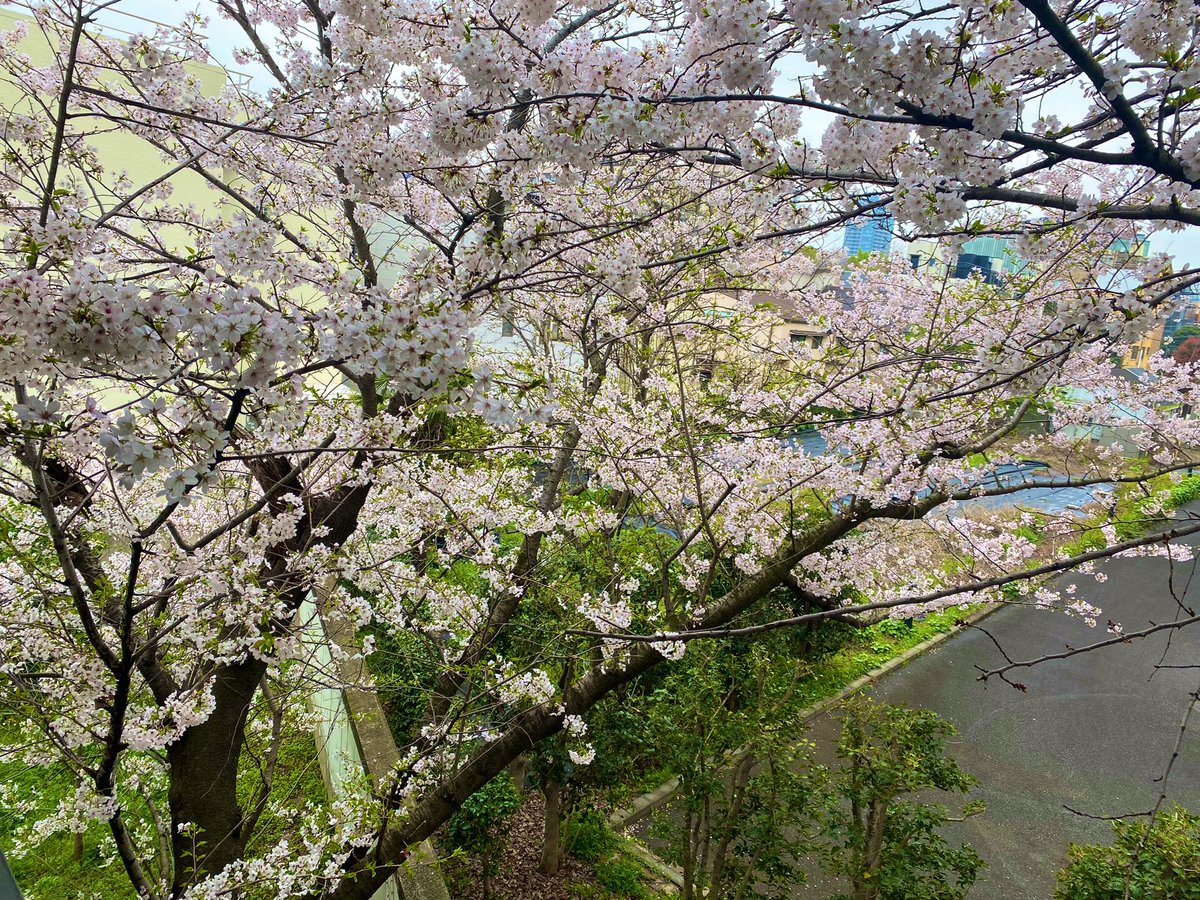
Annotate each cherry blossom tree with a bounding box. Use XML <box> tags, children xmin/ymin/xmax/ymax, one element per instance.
<box><xmin>3</xmin><ymin>1</ymin><xmax>1200</xmax><ymax>898</ymax></box>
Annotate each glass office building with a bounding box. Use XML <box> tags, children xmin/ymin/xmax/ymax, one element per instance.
<box><xmin>952</xmin><ymin>236</ymin><xmax>1020</xmax><ymax>284</ymax></box>
<box><xmin>842</xmin><ymin>198</ymin><xmax>894</xmax><ymax>256</ymax></box>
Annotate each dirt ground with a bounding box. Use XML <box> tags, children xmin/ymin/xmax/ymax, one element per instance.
<box><xmin>443</xmin><ymin>793</ymin><xmax>599</xmax><ymax>900</ymax></box>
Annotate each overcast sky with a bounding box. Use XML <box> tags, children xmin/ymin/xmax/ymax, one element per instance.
<box><xmin>6</xmin><ymin>0</ymin><xmax>1200</xmax><ymax>269</ymax></box>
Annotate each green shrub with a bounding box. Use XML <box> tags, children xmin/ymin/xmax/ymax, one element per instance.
<box><xmin>1013</xmin><ymin>524</ymin><xmax>1042</xmax><ymax>543</ymax></box>
<box><xmin>875</xmin><ymin>618</ymin><xmax>914</xmax><ymax>639</ymax></box>
<box><xmin>1168</xmin><ymin>476</ymin><xmax>1200</xmax><ymax>508</ymax></box>
<box><xmin>445</xmin><ymin>773</ymin><xmax>522</xmax><ymax>882</ymax></box>
<box><xmin>566</xmin><ymin>809</ymin><xmax>617</xmax><ymax>863</ymax></box>
<box><xmin>366</xmin><ymin>628</ymin><xmax>440</xmax><ymax>744</ymax></box>
<box><xmin>594</xmin><ymin>856</ymin><xmax>650</xmax><ymax>899</ymax></box>
<box><xmin>1055</xmin><ymin>806</ymin><xmax>1200</xmax><ymax>899</ymax></box>
<box><xmin>437</xmin><ymin>849</ymin><xmax>476</xmax><ymax>899</ymax></box>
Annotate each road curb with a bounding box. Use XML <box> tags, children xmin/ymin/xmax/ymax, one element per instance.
<box><xmin>608</xmin><ymin>601</ymin><xmax>1007</xmax><ymax>890</ymax></box>
<box><xmin>619</xmin><ymin>837</ymin><xmax>685</xmax><ymax>892</ymax></box>
<box><xmin>609</xmin><ymin>495</ymin><xmax>1200</xmax><ymax>892</ymax></box>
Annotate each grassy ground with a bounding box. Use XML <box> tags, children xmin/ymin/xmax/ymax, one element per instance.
<box><xmin>789</xmin><ymin>606</ymin><xmax>982</xmax><ymax>708</ymax></box>
<box><xmin>1022</xmin><ymin>473</ymin><xmax>1200</xmax><ymax>558</ymax></box>
<box><xmin>0</xmin><ymin>717</ymin><xmax>140</xmax><ymax>900</ymax></box>
<box><xmin>0</xmin><ymin>720</ymin><xmax>326</xmax><ymax>900</ymax></box>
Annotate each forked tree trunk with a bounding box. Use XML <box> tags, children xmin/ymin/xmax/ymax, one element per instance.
<box><xmin>708</xmin><ymin>755</ymin><xmax>754</xmax><ymax>896</ymax></box>
<box><xmin>852</xmin><ymin>799</ymin><xmax>889</xmax><ymax>900</ymax></box>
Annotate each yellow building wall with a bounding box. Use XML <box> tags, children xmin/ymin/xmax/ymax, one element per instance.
<box><xmin>0</xmin><ymin>9</ymin><xmax>228</xmax><ymax>253</ymax></box>
<box><xmin>1122</xmin><ymin>320</ymin><xmax>1164</xmax><ymax>369</ymax></box>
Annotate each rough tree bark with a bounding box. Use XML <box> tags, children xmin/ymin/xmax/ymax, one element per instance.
<box><xmin>539</xmin><ymin>774</ymin><xmax>563</xmax><ymax>875</ymax></box>
<box><xmin>167</xmin><ymin>657</ymin><xmax>269</xmax><ymax>896</ymax></box>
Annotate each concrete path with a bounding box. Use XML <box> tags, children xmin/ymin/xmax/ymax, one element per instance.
<box><xmin>802</xmin><ymin>511</ymin><xmax>1200</xmax><ymax>898</ymax></box>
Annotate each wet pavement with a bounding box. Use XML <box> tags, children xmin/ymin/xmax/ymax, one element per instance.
<box><xmin>800</xmin><ymin>505</ymin><xmax>1200</xmax><ymax>898</ymax></box>
<box><xmin>948</xmin><ymin>483</ymin><xmax>1113</xmax><ymax>517</ymax></box>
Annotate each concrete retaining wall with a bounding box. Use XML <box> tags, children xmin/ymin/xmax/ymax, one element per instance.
<box><xmin>301</xmin><ymin>597</ymin><xmax>450</xmax><ymax>900</ymax></box>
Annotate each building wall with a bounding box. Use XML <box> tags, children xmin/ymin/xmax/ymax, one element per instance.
<box><xmin>0</xmin><ymin>9</ymin><xmax>227</xmax><ymax>224</ymax></box>
<box><xmin>1121</xmin><ymin>320</ymin><xmax>1165</xmax><ymax>369</ymax></box>
<box><xmin>1105</xmin><ymin>232</ymin><xmax>1150</xmax><ymax>267</ymax></box>
<box><xmin>902</xmin><ymin>238</ymin><xmax>949</xmax><ymax>277</ymax></box>
<box><xmin>842</xmin><ymin>202</ymin><xmax>894</xmax><ymax>256</ymax></box>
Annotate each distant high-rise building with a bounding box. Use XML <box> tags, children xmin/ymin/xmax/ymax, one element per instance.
<box><xmin>951</xmin><ymin>236</ymin><xmax>1022</xmax><ymax>284</ymax></box>
<box><xmin>1106</xmin><ymin>232</ymin><xmax>1150</xmax><ymax>265</ymax></box>
<box><xmin>842</xmin><ymin>197</ymin><xmax>893</xmax><ymax>256</ymax></box>
<box><xmin>1161</xmin><ymin>282</ymin><xmax>1200</xmax><ymax>349</ymax></box>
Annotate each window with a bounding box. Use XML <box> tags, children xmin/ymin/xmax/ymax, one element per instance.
<box><xmin>811</xmin><ymin>335</ymin><xmax>824</xmax><ymax>348</ymax></box>
<box><xmin>790</xmin><ymin>331</ymin><xmax>805</xmax><ymax>345</ymax></box>
<box><xmin>910</xmin><ymin>253</ymin><xmax>921</xmax><ymax>269</ymax></box>
<box><xmin>501</xmin><ymin>317</ymin><xmax>514</xmax><ymax>337</ymax></box>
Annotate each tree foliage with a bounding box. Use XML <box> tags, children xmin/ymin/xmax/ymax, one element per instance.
<box><xmin>1163</xmin><ymin>325</ymin><xmax>1200</xmax><ymax>358</ymax></box>
<box><xmin>817</xmin><ymin>700</ymin><xmax>985</xmax><ymax>900</ymax></box>
<box><xmin>1173</xmin><ymin>336</ymin><xmax>1200</xmax><ymax>365</ymax></box>
<box><xmin>1055</xmin><ymin>807</ymin><xmax>1200</xmax><ymax>900</ymax></box>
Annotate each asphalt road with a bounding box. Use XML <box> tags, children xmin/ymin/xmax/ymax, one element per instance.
<box><xmin>801</xmin><ymin>507</ymin><xmax>1200</xmax><ymax>899</ymax></box>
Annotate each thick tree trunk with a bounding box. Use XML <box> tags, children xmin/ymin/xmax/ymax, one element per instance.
<box><xmin>539</xmin><ymin>775</ymin><xmax>562</xmax><ymax>874</ymax></box>
<box><xmin>508</xmin><ymin>754</ymin><xmax>529</xmax><ymax>794</ymax></box>
<box><xmin>167</xmin><ymin>656</ymin><xmax>267</xmax><ymax>896</ymax></box>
